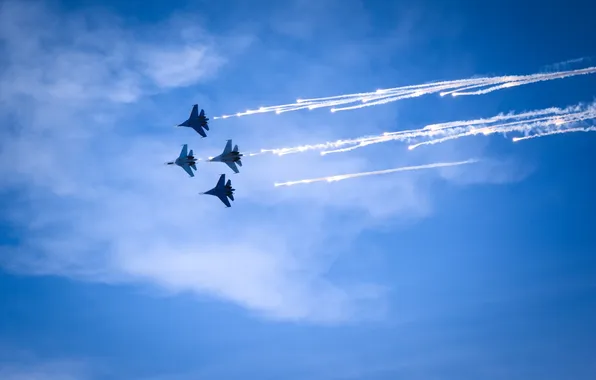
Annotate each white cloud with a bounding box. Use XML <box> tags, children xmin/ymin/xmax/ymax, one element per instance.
<box><xmin>0</xmin><ymin>363</ymin><xmax>86</xmax><ymax>380</ymax></box>
<box><xmin>0</xmin><ymin>0</ymin><xmax>495</xmax><ymax>323</ymax></box>
<box><xmin>0</xmin><ymin>347</ymin><xmax>92</xmax><ymax>380</ymax></box>
<box><xmin>139</xmin><ymin>45</ymin><xmax>223</xmax><ymax>88</ymax></box>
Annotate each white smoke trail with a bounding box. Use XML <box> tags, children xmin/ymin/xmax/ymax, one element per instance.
<box><xmin>237</xmin><ymin>102</ymin><xmax>596</xmax><ymax>160</ymax></box>
<box><xmin>274</xmin><ymin>160</ymin><xmax>479</xmax><ymax>187</ymax></box>
<box><xmin>320</xmin><ymin>107</ymin><xmax>585</xmax><ymax>154</ymax></box>
<box><xmin>212</xmin><ymin>66</ymin><xmax>596</xmax><ymax>119</ymax></box>
<box><xmin>251</xmin><ymin>126</ymin><xmax>440</xmax><ymax>157</ymax></box>
<box><xmin>407</xmin><ymin>111</ymin><xmax>589</xmax><ymax>149</ymax></box>
<box><xmin>512</xmin><ymin>126</ymin><xmax>596</xmax><ymax>142</ymax></box>
<box><xmin>450</xmin><ymin>67</ymin><xmax>596</xmax><ymax>96</ymax></box>
<box><xmin>422</xmin><ymin>106</ymin><xmax>579</xmax><ymax>130</ymax></box>
<box><xmin>408</xmin><ymin>106</ymin><xmax>596</xmax><ymax>150</ymax></box>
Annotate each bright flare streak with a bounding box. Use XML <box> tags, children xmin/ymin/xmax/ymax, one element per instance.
<box><xmin>451</xmin><ymin>67</ymin><xmax>596</xmax><ymax>96</ymax></box>
<box><xmin>408</xmin><ymin>108</ymin><xmax>596</xmax><ymax>149</ymax></box>
<box><xmin>512</xmin><ymin>126</ymin><xmax>596</xmax><ymax>142</ymax></box>
<box><xmin>274</xmin><ymin>160</ymin><xmax>479</xmax><ymax>187</ymax></box>
<box><xmin>422</xmin><ymin>106</ymin><xmax>578</xmax><ymax>130</ymax></box>
<box><xmin>212</xmin><ymin>67</ymin><xmax>596</xmax><ymax>119</ymax></box>
<box><xmin>439</xmin><ymin>81</ymin><xmax>504</xmax><ymax>96</ymax></box>
<box><xmin>247</xmin><ymin>102</ymin><xmax>596</xmax><ymax>158</ymax></box>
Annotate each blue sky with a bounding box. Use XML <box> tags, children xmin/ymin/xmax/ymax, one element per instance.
<box><xmin>1</xmin><ymin>0</ymin><xmax>596</xmax><ymax>379</ymax></box>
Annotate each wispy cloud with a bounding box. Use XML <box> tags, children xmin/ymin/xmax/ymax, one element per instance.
<box><xmin>542</xmin><ymin>56</ymin><xmax>592</xmax><ymax>72</ymax></box>
<box><xmin>0</xmin><ymin>346</ymin><xmax>92</xmax><ymax>380</ymax></box>
<box><xmin>0</xmin><ymin>1</ymin><xmax>227</xmax><ymax>106</ymax></box>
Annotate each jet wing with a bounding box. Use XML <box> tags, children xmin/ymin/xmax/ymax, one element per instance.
<box><xmin>216</xmin><ymin>174</ymin><xmax>226</xmax><ymax>188</ymax></box>
<box><xmin>181</xmin><ymin>164</ymin><xmax>195</xmax><ymax>177</ymax></box>
<box><xmin>216</xmin><ymin>194</ymin><xmax>232</xmax><ymax>208</ymax></box>
<box><xmin>223</xmin><ymin>140</ymin><xmax>232</xmax><ymax>155</ymax></box>
<box><xmin>191</xmin><ymin>125</ymin><xmax>207</xmax><ymax>138</ymax></box>
<box><xmin>190</xmin><ymin>104</ymin><xmax>199</xmax><ymax>119</ymax></box>
<box><xmin>179</xmin><ymin>144</ymin><xmax>188</xmax><ymax>158</ymax></box>
<box><xmin>225</xmin><ymin>161</ymin><xmax>239</xmax><ymax>174</ymax></box>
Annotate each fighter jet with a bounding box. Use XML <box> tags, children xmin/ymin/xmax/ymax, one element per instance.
<box><xmin>208</xmin><ymin>139</ymin><xmax>243</xmax><ymax>174</ymax></box>
<box><xmin>165</xmin><ymin>144</ymin><xmax>197</xmax><ymax>177</ymax></box>
<box><xmin>177</xmin><ymin>104</ymin><xmax>209</xmax><ymax>137</ymax></box>
<box><xmin>200</xmin><ymin>174</ymin><xmax>235</xmax><ymax>208</ymax></box>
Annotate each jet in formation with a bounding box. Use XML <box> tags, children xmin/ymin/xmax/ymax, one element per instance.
<box><xmin>208</xmin><ymin>139</ymin><xmax>243</xmax><ymax>173</ymax></box>
<box><xmin>178</xmin><ymin>104</ymin><xmax>209</xmax><ymax>138</ymax></box>
<box><xmin>201</xmin><ymin>174</ymin><xmax>235</xmax><ymax>208</ymax></box>
<box><xmin>165</xmin><ymin>144</ymin><xmax>198</xmax><ymax>177</ymax></box>
<box><xmin>172</xmin><ymin>106</ymin><xmax>241</xmax><ymax>207</ymax></box>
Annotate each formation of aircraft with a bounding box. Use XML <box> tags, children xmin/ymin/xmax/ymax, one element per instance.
<box><xmin>170</xmin><ymin>104</ymin><xmax>243</xmax><ymax>208</ymax></box>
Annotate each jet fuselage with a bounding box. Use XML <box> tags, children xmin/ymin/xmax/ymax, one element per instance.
<box><xmin>166</xmin><ymin>156</ymin><xmax>196</xmax><ymax>167</ymax></box>
<box><xmin>181</xmin><ymin>116</ymin><xmax>208</xmax><ymax>129</ymax></box>
<box><xmin>204</xmin><ymin>186</ymin><xmax>234</xmax><ymax>198</ymax></box>
<box><xmin>211</xmin><ymin>152</ymin><xmax>242</xmax><ymax>163</ymax></box>
<box><xmin>175</xmin><ymin>156</ymin><xmax>197</xmax><ymax>166</ymax></box>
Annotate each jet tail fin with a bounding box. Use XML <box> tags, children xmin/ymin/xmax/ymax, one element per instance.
<box><xmin>228</xmin><ymin>194</ymin><xmax>235</xmax><ymax>201</ymax></box>
<box><xmin>200</xmin><ymin>109</ymin><xmax>209</xmax><ymax>130</ymax></box>
<box><xmin>237</xmin><ymin>160</ymin><xmax>242</xmax><ymax>167</ymax></box>
<box><xmin>190</xmin><ymin>163</ymin><xmax>197</xmax><ymax>170</ymax></box>
<box><xmin>233</xmin><ymin>144</ymin><xmax>239</xmax><ymax>153</ymax></box>
<box><xmin>226</xmin><ymin>179</ymin><xmax>232</xmax><ymax>187</ymax></box>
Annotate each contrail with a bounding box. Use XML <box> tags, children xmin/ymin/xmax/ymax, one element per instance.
<box><xmin>212</xmin><ymin>66</ymin><xmax>596</xmax><ymax>120</ymax></box>
<box><xmin>274</xmin><ymin>160</ymin><xmax>479</xmax><ymax>187</ymax></box>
